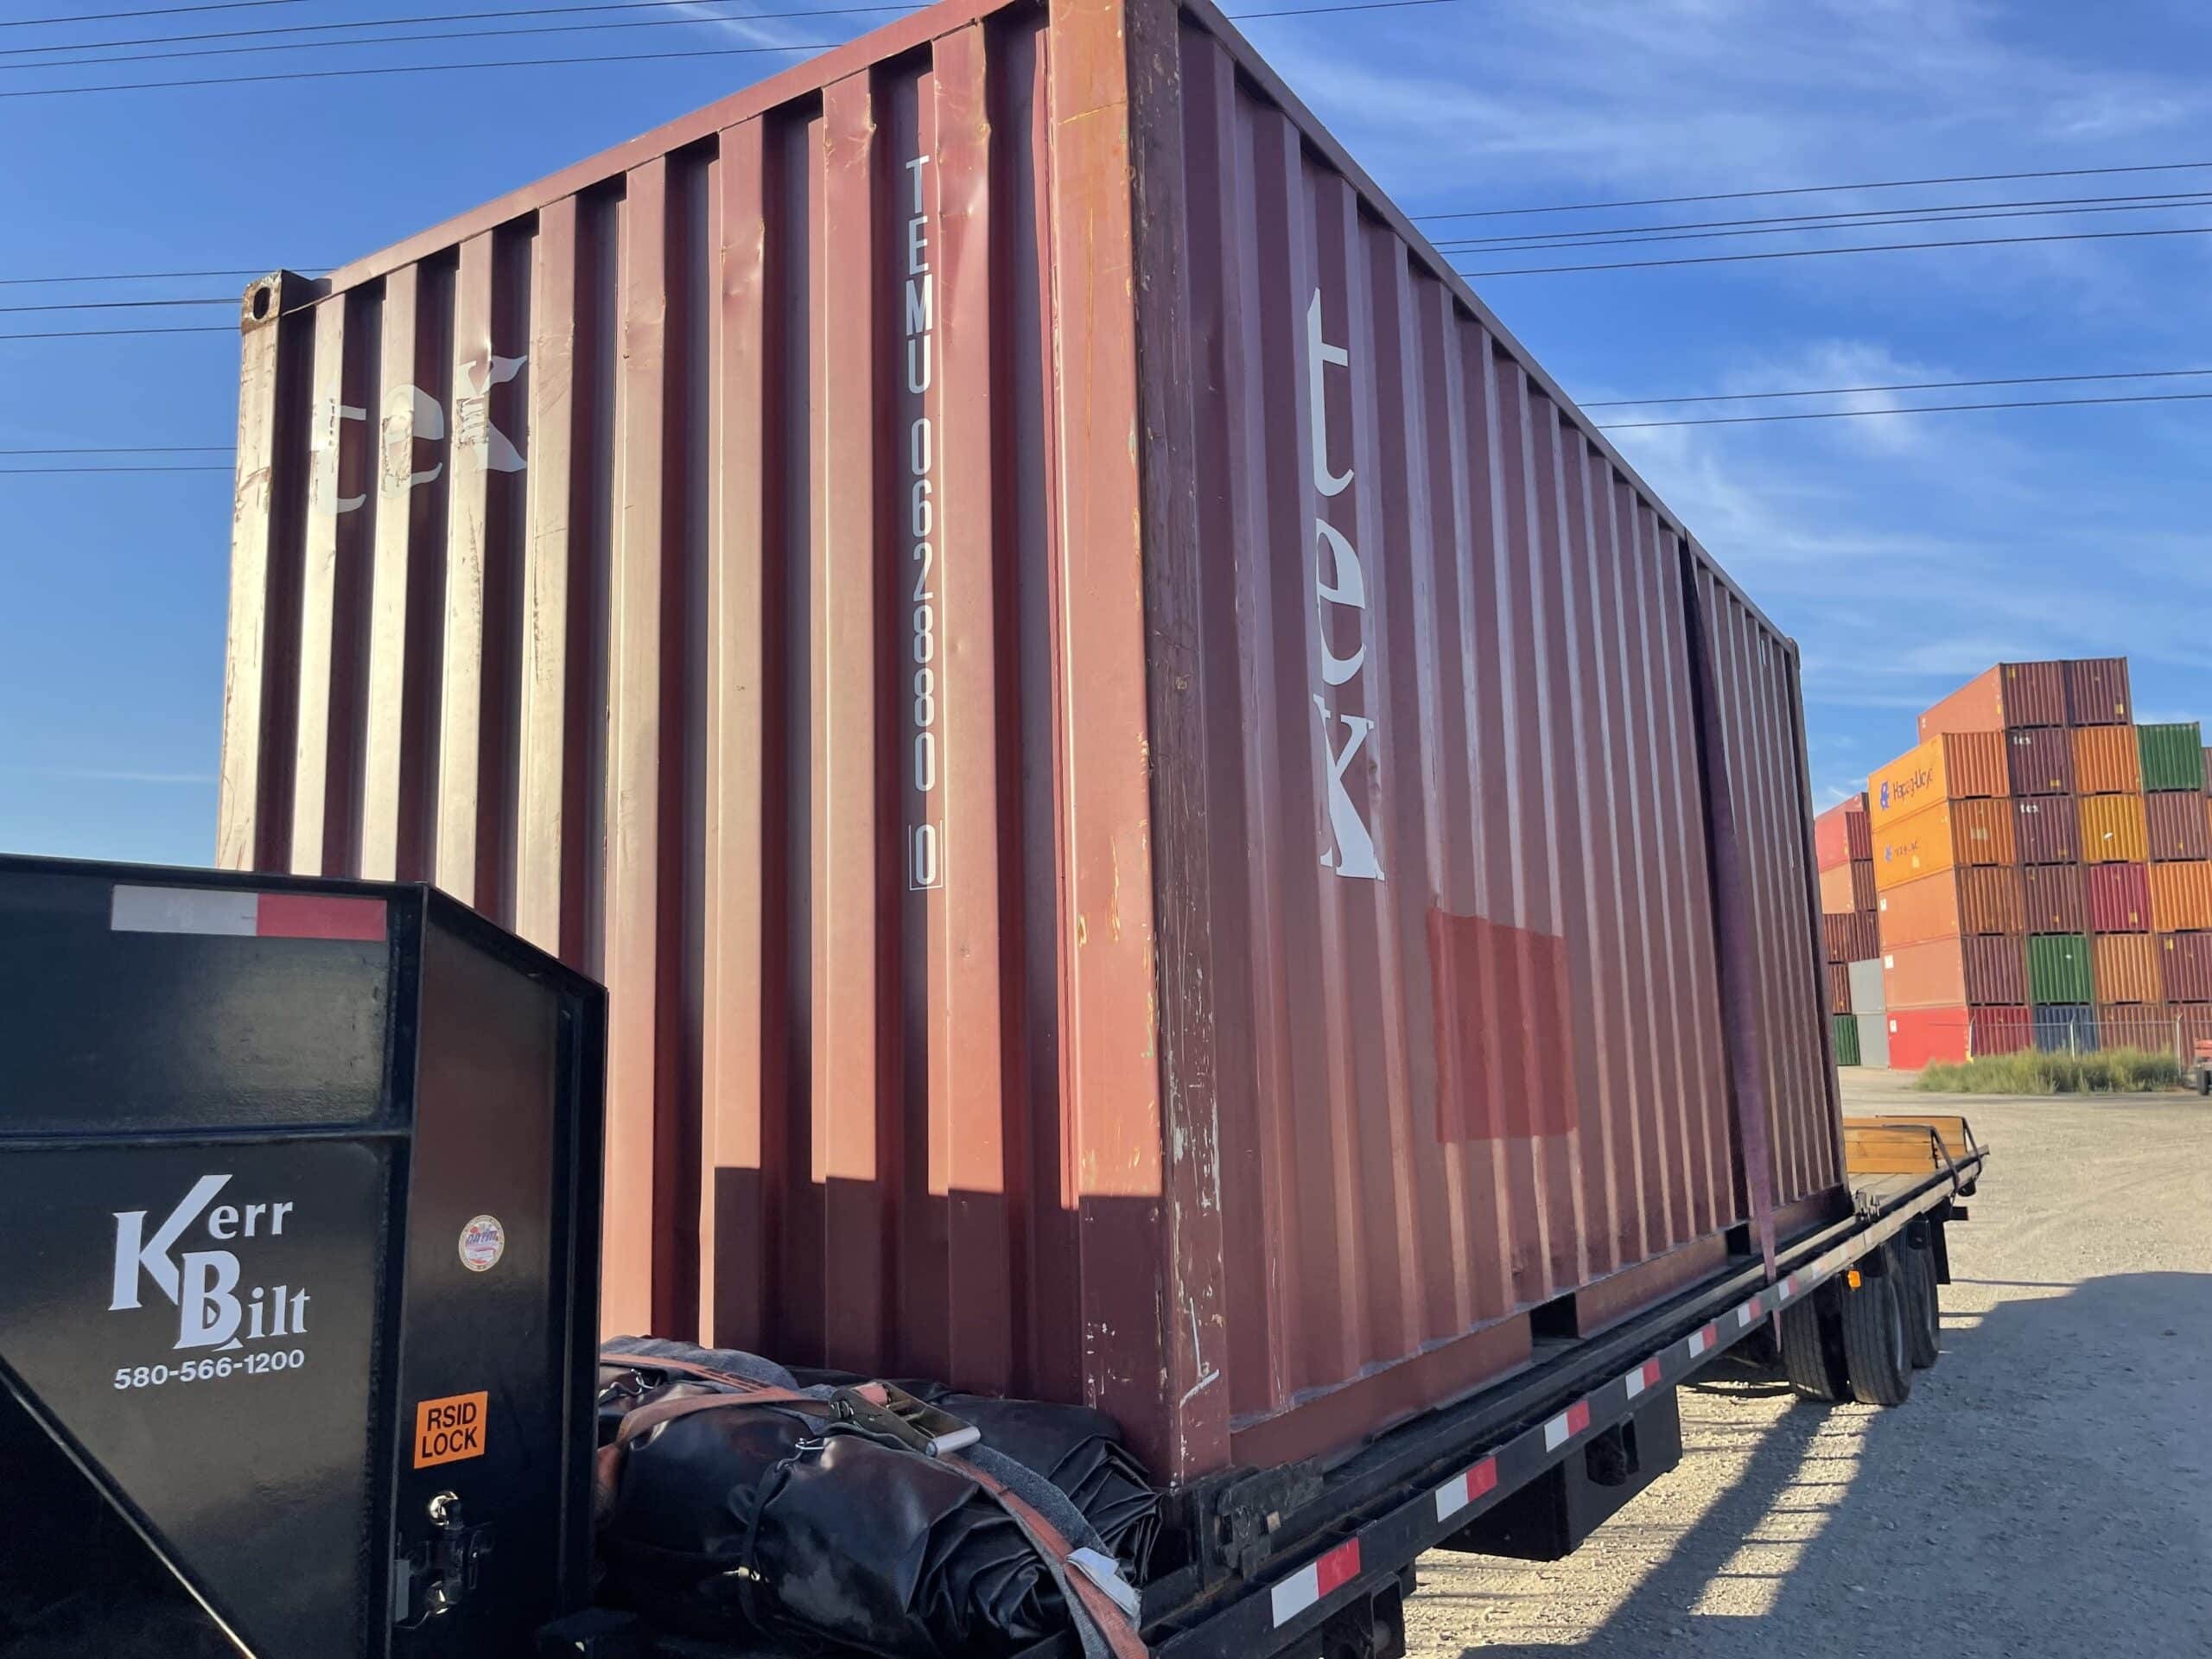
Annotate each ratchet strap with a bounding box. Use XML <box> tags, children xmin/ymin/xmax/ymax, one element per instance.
<box><xmin>598</xmin><ymin>1352</ymin><xmax>1149</xmax><ymax>1659</ymax></box>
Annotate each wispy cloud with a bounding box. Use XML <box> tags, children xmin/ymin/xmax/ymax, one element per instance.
<box><xmin>3</xmin><ymin>766</ymin><xmax>215</xmax><ymax>785</ymax></box>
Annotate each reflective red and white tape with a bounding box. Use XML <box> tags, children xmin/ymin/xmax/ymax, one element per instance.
<box><xmin>1270</xmin><ymin>1539</ymin><xmax>1362</xmax><ymax>1628</ymax></box>
<box><xmin>111</xmin><ymin>884</ymin><xmax>385</xmax><ymax>943</ymax></box>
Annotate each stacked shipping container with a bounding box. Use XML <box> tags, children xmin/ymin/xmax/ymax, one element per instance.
<box><xmin>1880</xmin><ymin>657</ymin><xmax>2212</xmax><ymax>1064</ymax></box>
<box><xmin>1815</xmin><ymin>794</ymin><xmax>1879</xmax><ymax>1065</ymax></box>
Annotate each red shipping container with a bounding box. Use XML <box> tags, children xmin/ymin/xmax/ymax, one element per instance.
<box><xmin>2063</xmin><ymin>657</ymin><xmax>2132</xmax><ymax>727</ymax></box>
<box><xmin>1918</xmin><ymin>662</ymin><xmax>2064</xmax><ymax>740</ymax></box>
<box><xmin>2014</xmin><ymin>796</ymin><xmax>2080</xmax><ymax>864</ymax></box>
<box><xmin>2159</xmin><ymin>934</ymin><xmax>2212</xmax><ymax>1003</ymax></box>
<box><xmin>209</xmin><ymin>0</ymin><xmax>1847</xmax><ymax>1481</ymax></box>
<box><xmin>1883</xmin><ymin>936</ymin><xmax>2026</xmax><ymax>1009</ymax></box>
<box><xmin>2006</xmin><ymin>726</ymin><xmax>2075</xmax><ymax>797</ymax></box>
<box><xmin>1851</xmin><ymin>859</ymin><xmax>1877</xmax><ymax>912</ymax></box>
<box><xmin>2096</xmin><ymin>1004</ymin><xmax>2179</xmax><ymax>1055</ymax></box>
<box><xmin>2022</xmin><ymin>863</ymin><xmax>2088</xmax><ymax>934</ymax></box>
<box><xmin>1968</xmin><ymin>1006</ymin><xmax>2035</xmax><ymax>1056</ymax></box>
<box><xmin>1885</xmin><ymin>1007</ymin><xmax>1973</xmax><ymax>1070</ymax></box>
<box><xmin>2086</xmin><ymin>862</ymin><xmax>2153</xmax><ymax>932</ymax></box>
<box><xmin>1818</xmin><ymin>862</ymin><xmax>1856</xmax><ymax>914</ymax></box>
<box><xmin>1821</xmin><ymin>912</ymin><xmax>1878</xmax><ymax>964</ymax></box>
<box><xmin>2093</xmin><ymin>933</ymin><xmax>2162</xmax><ymax>1004</ymax></box>
<box><xmin>1827</xmin><ymin>962</ymin><xmax>1853</xmax><ymax>1015</ymax></box>
<box><xmin>2146</xmin><ymin>791</ymin><xmax>2212</xmax><ymax>861</ymax></box>
<box><xmin>1814</xmin><ymin>795</ymin><xmax>1865</xmax><ymax>873</ymax></box>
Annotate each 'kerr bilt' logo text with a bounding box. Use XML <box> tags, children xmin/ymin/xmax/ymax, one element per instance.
<box><xmin>111</xmin><ymin>1175</ymin><xmax>310</xmax><ymax>1352</ymax></box>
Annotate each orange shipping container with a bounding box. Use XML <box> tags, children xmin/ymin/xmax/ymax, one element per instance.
<box><xmin>1819</xmin><ymin>861</ymin><xmax>1857</xmax><ymax>914</ymax></box>
<box><xmin>1917</xmin><ymin>661</ymin><xmax>2065</xmax><ymax>740</ymax></box>
<box><xmin>1882</xmin><ymin>936</ymin><xmax>2026</xmax><ymax>1010</ymax></box>
<box><xmin>2072</xmin><ymin>727</ymin><xmax>2144</xmax><ymax>797</ymax></box>
<box><xmin>1866</xmin><ymin>732</ymin><xmax>2010</xmax><ymax>833</ymax></box>
<box><xmin>2093</xmin><ymin>933</ymin><xmax>2163</xmax><ymax>1005</ymax></box>
<box><xmin>2151</xmin><ymin>861</ymin><xmax>2212</xmax><ymax>932</ymax></box>
<box><xmin>2079</xmin><ymin>794</ymin><xmax>2150</xmax><ymax>864</ymax></box>
<box><xmin>1877</xmin><ymin>866</ymin><xmax>2022</xmax><ymax>947</ymax></box>
<box><xmin>1872</xmin><ymin>797</ymin><xmax>2017</xmax><ymax>893</ymax></box>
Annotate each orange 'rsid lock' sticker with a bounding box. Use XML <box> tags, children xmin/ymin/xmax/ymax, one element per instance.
<box><xmin>414</xmin><ymin>1392</ymin><xmax>489</xmax><ymax>1468</ymax></box>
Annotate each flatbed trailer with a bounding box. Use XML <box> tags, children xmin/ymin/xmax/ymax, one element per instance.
<box><xmin>630</xmin><ymin>1116</ymin><xmax>1985</xmax><ymax>1659</ymax></box>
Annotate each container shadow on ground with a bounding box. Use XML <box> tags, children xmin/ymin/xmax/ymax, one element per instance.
<box><xmin>1415</xmin><ymin>1271</ymin><xmax>2212</xmax><ymax>1659</ymax></box>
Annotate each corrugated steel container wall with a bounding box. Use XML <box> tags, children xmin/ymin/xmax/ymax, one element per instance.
<box><xmin>1827</xmin><ymin>963</ymin><xmax>1853</xmax><ymax>1015</ymax></box>
<box><xmin>2072</xmin><ymin>727</ymin><xmax>2143</xmax><ymax>797</ymax></box>
<box><xmin>213</xmin><ymin>0</ymin><xmax>1843</xmax><ymax>1481</ymax></box>
<box><xmin>2033</xmin><ymin>1006</ymin><xmax>2098</xmax><ymax>1052</ymax></box>
<box><xmin>1848</xmin><ymin>809</ymin><xmax>1872</xmax><ymax>862</ymax></box>
<box><xmin>1919</xmin><ymin>663</ymin><xmax>2065</xmax><ymax>740</ymax></box>
<box><xmin>2204</xmin><ymin>748</ymin><xmax>2212</xmax><ymax>797</ymax></box>
<box><xmin>1962</xmin><ymin>935</ymin><xmax>2028</xmax><ymax>1005</ymax></box>
<box><xmin>1885</xmin><ymin>1007</ymin><xmax>1969</xmax><ymax>1070</ymax></box>
<box><xmin>2079</xmin><ymin>793</ymin><xmax>2150</xmax><ymax>864</ymax></box>
<box><xmin>2015</xmin><ymin>796</ymin><xmax>2080</xmax><ymax>864</ymax></box>
<box><xmin>1831</xmin><ymin>1014</ymin><xmax>1862</xmax><ymax>1068</ymax></box>
<box><xmin>2086</xmin><ymin>862</ymin><xmax>2153</xmax><ymax>932</ymax></box>
<box><xmin>2095</xmin><ymin>1004</ymin><xmax>2179</xmax><ymax>1053</ymax></box>
<box><xmin>2151</xmin><ymin>862</ymin><xmax>2212</xmax><ymax>932</ymax></box>
<box><xmin>1968</xmin><ymin>1006</ymin><xmax>2033</xmax><ymax>1056</ymax></box>
<box><xmin>1866</xmin><ymin>732</ymin><xmax>2008</xmax><ymax>834</ymax></box>
<box><xmin>1848</xmin><ymin>956</ymin><xmax>1885</xmax><ymax>1019</ymax></box>
<box><xmin>1850</xmin><ymin>858</ymin><xmax>1877</xmax><ymax>913</ymax></box>
<box><xmin>2092</xmin><ymin>933</ymin><xmax>2162</xmax><ymax>1004</ymax></box>
<box><xmin>1813</xmin><ymin>796</ymin><xmax>1859</xmax><ymax>872</ymax></box>
<box><xmin>2139</xmin><ymin>722</ymin><xmax>2207</xmax><ymax>793</ymax></box>
<box><xmin>1872</xmin><ymin>798</ymin><xmax>2014</xmax><ymax>893</ymax></box>
<box><xmin>2063</xmin><ymin>657</ymin><xmax>2131</xmax><ymax>727</ymax></box>
<box><xmin>2163</xmin><ymin>934</ymin><xmax>2212</xmax><ymax>1004</ymax></box>
<box><xmin>1818</xmin><ymin>861</ymin><xmax>1856</xmax><ymax>915</ymax></box>
<box><xmin>2175</xmin><ymin>1003</ymin><xmax>2212</xmax><ymax>1052</ymax></box>
<box><xmin>1881</xmin><ymin>938</ymin><xmax>2024</xmax><ymax>1010</ymax></box>
<box><xmin>1877</xmin><ymin>866</ymin><xmax>2021</xmax><ymax>948</ymax></box>
<box><xmin>2007</xmin><ymin>726</ymin><xmax>2074</xmax><ymax>797</ymax></box>
<box><xmin>2028</xmin><ymin>935</ymin><xmax>2094</xmax><ymax>1005</ymax></box>
<box><xmin>2022</xmin><ymin>862</ymin><xmax>2088</xmax><ymax>934</ymax></box>
<box><xmin>1821</xmin><ymin>911</ymin><xmax>1878</xmax><ymax>963</ymax></box>
<box><xmin>2146</xmin><ymin>790</ymin><xmax>2212</xmax><ymax>861</ymax></box>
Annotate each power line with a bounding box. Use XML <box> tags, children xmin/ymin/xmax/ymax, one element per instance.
<box><xmin>0</xmin><ymin>325</ymin><xmax>231</xmax><ymax>340</ymax></box>
<box><xmin>1597</xmin><ymin>391</ymin><xmax>2212</xmax><ymax>429</ymax></box>
<box><xmin>0</xmin><ymin>296</ymin><xmax>233</xmax><ymax>312</ymax></box>
<box><xmin>1459</xmin><ymin>222</ymin><xmax>2212</xmax><ymax>276</ymax></box>
<box><xmin>0</xmin><ymin>267</ymin><xmax>306</xmax><ymax>286</ymax></box>
<box><xmin>2</xmin><ymin>1</ymin><xmax>912</xmax><ymax>68</ymax></box>
<box><xmin>0</xmin><ymin>465</ymin><xmax>234</xmax><ymax>473</ymax></box>
<box><xmin>2</xmin><ymin>0</ymin><xmax>298</xmax><ymax>28</ymax></box>
<box><xmin>0</xmin><ymin>0</ymin><xmax>890</xmax><ymax>55</ymax></box>
<box><xmin>1586</xmin><ymin>366</ymin><xmax>2212</xmax><ymax>409</ymax></box>
<box><xmin>1412</xmin><ymin>160</ymin><xmax>2212</xmax><ymax>222</ymax></box>
<box><xmin>0</xmin><ymin>0</ymin><xmax>1465</xmax><ymax>93</ymax></box>
<box><xmin>0</xmin><ymin>444</ymin><xmax>233</xmax><ymax>454</ymax></box>
<box><xmin>1431</xmin><ymin>188</ymin><xmax>2212</xmax><ymax>250</ymax></box>
<box><xmin>1441</xmin><ymin>195</ymin><xmax>2212</xmax><ymax>257</ymax></box>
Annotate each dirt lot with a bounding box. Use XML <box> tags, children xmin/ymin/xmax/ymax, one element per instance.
<box><xmin>1402</xmin><ymin>1074</ymin><xmax>2212</xmax><ymax>1658</ymax></box>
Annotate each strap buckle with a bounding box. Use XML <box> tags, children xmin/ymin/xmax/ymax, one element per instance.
<box><xmin>830</xmin><ymin>1382</ymin><xmax>981</xmax><ymax>1457</ymax></box>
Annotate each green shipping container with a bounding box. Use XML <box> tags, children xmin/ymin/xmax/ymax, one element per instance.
<box><xmin>1832</xmin><ymin>1014</ymin><xmax>1863</xmax><ymax>1068</ymax></box>
<box><xmin>2028</xmin><ymin>933</ymin><xmax>2095</xmax><ymax>1004</ymax></box>
<box><xmin>2138</xmin><ymin>722</ymin><xmax>2206</xmax><ymax>793</ymax></box>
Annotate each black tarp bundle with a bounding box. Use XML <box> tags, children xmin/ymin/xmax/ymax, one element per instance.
<box><xmin>597</xmin><ymin>1340</ymin><xmax>1158</xmax><ymax>1659</ymax></box>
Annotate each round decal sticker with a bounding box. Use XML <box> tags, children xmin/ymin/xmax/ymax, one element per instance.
<box><xmin>459</xmin><ymin>1214</ymin><xmax>506</xmax><ymax>1273</ymax></box>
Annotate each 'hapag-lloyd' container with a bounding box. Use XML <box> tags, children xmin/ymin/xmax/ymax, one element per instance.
<box><xmin>213</xmin><ymin>0</ymin><xmax>1845</xmax><ymax>1482</ymax></box>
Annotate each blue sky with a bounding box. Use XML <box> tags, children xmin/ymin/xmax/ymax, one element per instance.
<box><xmin>3</xmin><ymin>0</ymin><xmax>2210</xmax><ymax>865</ymax></box>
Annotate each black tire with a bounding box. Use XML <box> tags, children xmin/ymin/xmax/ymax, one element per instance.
<box><xmin>1839</xmin><ymin>1249</ymin><xmax>1914</xmax><ymax>1407</ymax></box>
<box><xmin>2199</xmin><ymin>1066</ymin><xmax>2209</xmax><ymax>1096</ymax></box>
<box><xmin>1779</xmin><ymin>1296</ymin><xmax>1848</xmax><ymax>1402</ymax></box>
<box><xmin>1900</xmin><ymin>1243</ymin><xmax>1941</xmax><ymax>1370</ymax></box>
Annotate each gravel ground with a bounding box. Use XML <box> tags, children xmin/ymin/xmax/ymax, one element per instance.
<box><xmin>1401</xmin><ymin>1074</ymin><xmax>2212</xmax><ymax>1658</ymax></box>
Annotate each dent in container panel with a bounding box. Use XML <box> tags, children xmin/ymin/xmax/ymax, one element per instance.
<box><xmin>2072</xmin><ymin>726</ymin><xmax>2143</xmax><ymax>797</ymax></box>
<box><xmin>2063</xmin><ymin>657</ymin><xmax>2131</xmax><ymax>727</ymax></box>
<box><xmin>2014</xmin><ymin>796</ymin><xmax>2079</xmax><ymax>864</ymax></box>
<box><xmin>2146</xmin><ymin>791</ymin><xmax>2212</xmax><ymax>862</ymax></box>
<box><xmin>2006</xmin><ymin>726</ymin><xmax>2074</xmax><ymax>797</ymax></box>
<box><xmin>213</xmin><ymin>0</ymin><xmax>1850</xmax><ymax>1482</ymax></box>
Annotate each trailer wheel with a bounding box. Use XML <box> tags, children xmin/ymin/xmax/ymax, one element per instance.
<box><xmin>1839</xmin><ymin>1249</ymin><xmax>1913</xmax><ymax>1408</ymax></box>
<box><xmin>1901</xmin><ymin>1243</ymin><xmax>1941</xmax><ymax>1370</ymax></box>
<box><xmin>1778</xmin><ymin>1296</ymin><xmax>1848</xmax><ymax>1402</ymax></box>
